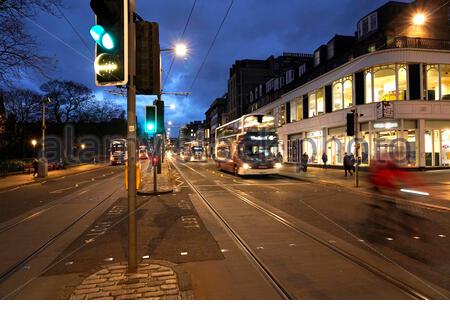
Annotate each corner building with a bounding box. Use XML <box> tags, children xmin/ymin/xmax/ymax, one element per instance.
<box><xmin>251</xmin><ymin>0</ymin><xmax>450</xmax><ymax>169</ymax></box>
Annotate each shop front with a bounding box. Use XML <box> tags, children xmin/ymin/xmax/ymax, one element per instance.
<box><xmin>303</xmin><ymin>131</ymin><xmax>323</xmax><ymax>164</ymax></box>
<box><xmin>425</xmin><ymin>121</ymin><xmax>450</xmax><ymax>167</ymax></box>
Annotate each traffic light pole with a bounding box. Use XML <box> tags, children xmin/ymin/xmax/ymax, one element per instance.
<box><xmin>127</xmin><ymin>0</ymin><xmax>138</xmax><ymax>273</ymax></box>
<box><xmin>354</xmin><ymin>107</ymin><xmax>360</xmax><ymax>188</ymax></box>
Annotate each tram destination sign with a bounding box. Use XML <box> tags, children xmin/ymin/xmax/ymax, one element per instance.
<box><xmin>377</xmin><ymin>101</ymin><xmax>394</xmax><ymax>119</ymax></box>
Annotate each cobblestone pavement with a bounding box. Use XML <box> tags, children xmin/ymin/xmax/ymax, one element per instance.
<box><xmin>70</xmin><ymin>261</ymin><xmax>194</xmax><ymax>300</ymax></box>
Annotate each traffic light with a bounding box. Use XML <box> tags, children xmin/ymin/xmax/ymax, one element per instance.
<box><xmin>136</xmin><ymin>22</ymin><xmax>161</xmax><ymax>95</ymax></box>
<box><xmin>89</xmin><ymin>0</ymin><xmax>128</xmax><ymax>86</ymax></box>
<box><xmin>155</xmin><ymin>99</ymin><xmax>164</xmax><ymax>134</ymax></box>
<box><xmin>346</xmin><ymin>112</ymin><xmax>355</xmax><ymax>136</ymax></box>
<box><xmin>145</xmin><ymin>106</ymin><xmax>157</xmax><ymax>134</ymax></box>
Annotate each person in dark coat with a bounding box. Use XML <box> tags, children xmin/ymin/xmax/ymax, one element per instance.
<box><xmin>350</xmin><ymin>153</ymin><xmax>356</xmax><ymax>173</ymax></box>
<box><xmin>321</xmin><ymin>152</ymin><xmax>328</xmax><ymax>169</ymax></box>
<box><xmin>343</xmin><ymin>153</ymin><xmax>353</xmax><ymax>177</ymax></box>
<box><xmin>32</xmin><ymin>158</ymin><xmax>39</xmax><ymax>177</ymax></box>
<box><xmin>301</xmin><ymin>152</ymin><xmax>309</xmax><ymax>172</ymax></box>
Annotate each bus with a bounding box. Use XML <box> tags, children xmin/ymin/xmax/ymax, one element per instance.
<box><xmin>181</xmin><ymin>141</ymin><xmax>207</xmax><ymax>162</ymax></box>
<box><xmin>110</xmin><ymin>139</ymin><xmax>127</xmax><ymax>165</ymax></box>
<box><xmin>215</xmin><ymin>113</ymin><xmax>282</xmax><ymax>176</ymax></box>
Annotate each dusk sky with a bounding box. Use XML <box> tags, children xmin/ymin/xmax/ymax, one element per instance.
<box><xmin>21</xmin><ymin>0</ymin><xmax>398</xmax><ymax>131</ymax></box>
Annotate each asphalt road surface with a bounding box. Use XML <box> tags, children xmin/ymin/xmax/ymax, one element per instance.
<box><xmin>173</xmin><ymin>158</ymin><xmax>450</xmax><ymax>299</ymax></box>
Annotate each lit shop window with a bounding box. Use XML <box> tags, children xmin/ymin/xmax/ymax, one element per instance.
<box><xmin>309</xmin><ymin>92</ymin><xmax>316</xmax><ymax>118</ymax></box>
<box><xmin>426</xmin><ymin>65</ymin><xmax>440</xmax><ymax>101</ymax></box>
<box><xmin>441</xmin><ymin>64</ymin><xmax>450</xmax><ymax>100</ymax></box>
<box><xmin>373</xmin><ymin>65</ymin><xmax>396</xmax><ymax>101</ymax></box>
<box><xmin>317</xmin><ymin>89</ymin><xmax>324</xmax><ymax>115</ymax></box>
<box><xmin>365</xmin><ymin>71</ymin><xmax>373</xmax><ymax>104</ymax></box>
<box><xmin>397</xmin><ymin>64</ymin><xmax>407</xmax><ymax>100</ymax></box>
<box><xmin>296</xmin><ymin>97</ymin><xmax>303</xmax><ymax>121</ymax></box>
<box><xmin>332</xmin><ymin>76</ymin><xmax>353</xmax><ymax>111</ymax></box>
<box><xmin>332</xmin><ymin>81</ymin><xmax>343</xmax><ymax>111</ymax></box>
<box><xmin>308</xmin><ymin>88</ymin><xmax>325</xmax><ymax>117</ymax></box>
<box><xmin>343</xmin><ymin>78</ymin><xmax>353</xmax><ymax>108</ymax></box>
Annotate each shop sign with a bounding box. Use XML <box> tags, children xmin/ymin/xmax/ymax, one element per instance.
<box><xmin>377</xmin><ymin>101</ymin><xmax>394</xmax><ymax>119</ymax></box>
<box><xmin>373</xmin><ymin>122</ymin><xmax>399</xmax><ymax>129</ymax></box>
<box><xmin>307</xmin><ymin>131</ymin><xmax>322</xmax><ymax>138</ymax></box>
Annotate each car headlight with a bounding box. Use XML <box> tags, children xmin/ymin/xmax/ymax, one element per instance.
<box><xmin>242</xmin><ymin>163</ymin><xmax>250</xmax><ymax>170</ymax></box>
<box><xmin>275</xmin><ymin>163</ymin><xmax>282</xmax><ymax>169</ymax></box>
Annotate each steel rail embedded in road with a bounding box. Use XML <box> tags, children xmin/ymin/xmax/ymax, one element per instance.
<box><xmin>0</xmin><ymin>172</ymin><xmax>118</xmax><ymax>235</ymax></box>
<box><xmin>170</xmin><ymin>160</ymin><xmax>293</xmax><ymax>300</ymax></box>
<box><xmin>176</xmin><ymin>161</ymin><xmax>446</xmax><ymax>300</ymax></box>
<box><xmin>0</xmin><ymin>182</ymin><xmax>123</xmax><ymax>294</ymax></box>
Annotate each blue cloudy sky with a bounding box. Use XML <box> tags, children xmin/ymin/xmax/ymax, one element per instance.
<box><xmin>21</xmin><ymin>0</ymin><xmax>400</xmax><ymax>130</ymax></box>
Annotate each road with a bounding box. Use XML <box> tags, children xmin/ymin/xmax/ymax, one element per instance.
<box><xmin>173</xmin><ymin>158</ymin><xmax>450</xmax><ymax>299</ymax></box>
<box><xmin>0</xmin><ymin>165</ymin><xmax>125</xmax><ymax>298</ymax></box>
<box><xmin>0</xmin><ymin>159</ymin><xmax>449</xmax><ymax>299</ymax></box>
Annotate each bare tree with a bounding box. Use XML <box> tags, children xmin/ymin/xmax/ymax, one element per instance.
<box><xmin>3</xmin><ymin>88</ymin><xmax>42</xmax><ymax>123</ymax></box>
<box><xmin>40</xmin><ymin>79</ymin><xmax>94</xmax><ymax>123</ymax></box>
<box><xmin>81</xmin><ymin>99</ymin><xmax>124</xmax><ymax>123</ymax></box>
<box><xmin>0</xmin><ymin>0</ymin><xmax>62</xmax><ymax>88</ymax></box>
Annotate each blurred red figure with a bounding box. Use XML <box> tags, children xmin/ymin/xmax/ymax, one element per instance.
<box><xmin>369</xmin><ymin>160</ymin><xmax>425</xmax><ymax>197</ymax></box>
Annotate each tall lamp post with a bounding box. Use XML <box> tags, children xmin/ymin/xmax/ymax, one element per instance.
<box><xmin>39</xmin><ymin>97</ymin><xmax>51</xmax><ymax>178</ymax></box>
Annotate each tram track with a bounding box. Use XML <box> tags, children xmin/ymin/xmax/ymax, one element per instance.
<box><xmin>0</xmin><ymin>175</ymin><xmax>124</xmax><ymax>293</ymax></box>
<box><xmin>173</xmin><ymin>160</ymin><xmax>449</xmax><ymax>300</ymax></box>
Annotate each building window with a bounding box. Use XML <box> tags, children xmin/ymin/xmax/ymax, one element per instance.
<box><xmin>426</xmin><ymin>65</ymin><xmax>440</xmax><ymax>101</ymax></box>
<box><xmin>266</xmin><ymin>79</ymin><xmax>274</xmax><ymax>92</ymax></box>
<box><xmin>290</xmin><ymin>99</ymin><xmax>297</xmax><ymax>122</ymax></box>
<box><xmin>299</xmin><ymin>64</ymin><xmax>306</xmax><ymax>77</ymax></box>
<box><xmin>314</xmin><ymin>51</ymin><xmax>320</xmax><ymax>67</ymax></box>
<box><xmin>308</xmin><ymin>88</ymin><xmax>324</xmax><ymax>117</ymax></box>
<box><xmin>309</xmin><ymin>92</ymin><xmax>317</xmax><ymax>118</ymax></box>
<box><xmin>373</xmin><ymin>64</ymin><xmax>396</xmax><ymax>101</ymax></box>
<box><xmin>259</xmin><ymin>84</ymin><xmax>263</xmax><ymax>97</ymax></box>
<box><xmin>327</xmin><ymin>41</ymin><xmax>335</xmax><ymax>59</ymax></box>
<box><xmin>397</xmin><ymin>64</ymin><xmax>408</xmax><ymax>100</ymax></box>
<box><xmin>358</xmin><ymin>12</ymin><xmax>378</xmax><ymax>39</ymax></box>
<box><xmin>317</xmin><ymin>89</ymin><xmax>324</xmax><ymax>115</ymax></box>
<box><xmin>332</xmin><ymin>75</ymin><xmax>353</xmax><ymax>111</ymax></box>
<box><xmin>274</xmin><ymin>78</ymin><xmax>280</xmax><ymax>91</ymax></box>
<box><xmin>365</xmin><ymin>71</ymin><xmax>373</xmax><ymax>103</ymax></box>
<box><xmin>280</xmin><ymin>76</ymin><xmax>285</xmax><ymax>87</ymax></box>
<box><xmin>441</xmin><ymin>64</ymin><xmax>450</xmax><ymax>100</ymax></box>
<box><xmin>250</xmin><ymin>91</ymin><xmax>254</xmax><ymax>103</ymax></box>
<box><xmin>332</xmin><ymin>81</ymin><xmax>343</xmax><ymax>111</ymax></box>
<box><xmin>286</xmin><ymin>70</ymin><xmax>295</xmax><ymax>84</ymax></box>
<box><xmin>296</xmin><ymin>97</ymin><xmax>303</xmax><ymax>121</ymax></box>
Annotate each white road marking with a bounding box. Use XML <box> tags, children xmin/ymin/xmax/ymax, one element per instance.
<box><xmin>180</xmin><ymin>252</ymin><xmax>188</xmax><ymax>256</ymax></box>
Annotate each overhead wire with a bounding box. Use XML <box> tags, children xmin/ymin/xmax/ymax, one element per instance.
<box><xmin>56</xmin><ymin>5</ymin><xmax>92</xmax><ymax>56</ymax></box>
<box><xmin>188</xmin><ymin>0</ymin><xmax>234</xmax><ymax>93</ymax></box>
<box><xmin>162</xmin><ymin>0</ymin><xmax>197</xmax><ymax>91</ymax></box>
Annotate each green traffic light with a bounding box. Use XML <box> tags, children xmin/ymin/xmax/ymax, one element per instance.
<box><xmin>146</xmin><ymin>123</ymin><xmax>155</xmax><ymax>132</ymax></box>
<box><xmin>90</xmin><ymin>25</ymin><xmax>115</xmax><ymax>50</ymax></box>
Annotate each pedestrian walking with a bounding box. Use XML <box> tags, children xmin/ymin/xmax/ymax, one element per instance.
<box><xmin>321</xmin><ymin>152</ymin><xmax>328</xmax><ymax>169</ymax></box>
<box><xmin>301</xmin><ymin>152</ymin><xmax>309</xmax><ymax>172</ymax></box>
<box><xmin>32</xmin><ymin>158</ymin><xmax>39</xmax><ymax>177</ymax></box>
<box><xmin>276</xmin><ymin>151</ymin><xmax>283</xmax><ymax>164</ymax></box>
<box><xmin>343</xmin><ymin>153</ymin><xmax>353</xmax><ymax>177</ymax></box>
<box><xmin>350</xmin><ymin>153</ymin><xmax>356</xmax><ymax>173</ymax></box>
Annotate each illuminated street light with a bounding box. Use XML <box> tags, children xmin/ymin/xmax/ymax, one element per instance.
<box><xmin>169</xmin><ymin>104</ymin><xmax>176</xmax><ymax>109</ymax></box>
<box><xmin>168</xmin><ymin>121</ymin><xmax>173</xmax><ymax>126</ymax></box>
<box><xmin>81</xmin><ymin>144</ymin><xmax>86</xmax><ymax>150</ymax></box>
<box><xmin>31</xmin><ymin>139</ymin><xmax>37</xmax><ymax>147</ymax></box>
<box><xmin>174</xmin><ymin>43</ymin><xmax>188</xmax><ymax>57</ymax></box>
<box><xmin>413</xmin><ymin>12</ymin><xmax>426</xmax><ymax>26</ymax></box>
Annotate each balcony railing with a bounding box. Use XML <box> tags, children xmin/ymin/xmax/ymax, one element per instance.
<box><xmin>387</xmin><ymin>36</ymin><xmax>450</xmax><ymax>51</ymax></box>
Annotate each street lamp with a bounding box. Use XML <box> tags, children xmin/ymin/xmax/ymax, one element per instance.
<box><xmin>169</xmin><ymin>104</ymin><xmax>176</xmax><ymax>110</ymax></box>
<box><xmin>39</xmin><ymin>97</ymin><xmax>51</xmax><ymax>178</ymax></box>
<box><xmin>81</xmin><ymin>144</ymin><xmax>86</xmax><ymax>150</ymax></box>
<box><xmin>168</xmin><ymin>121</ymin><xmax>173</xmax><ymax>126</ymax></box>
<box><xmin>174</xmin><ymin>43</ymin><xmax>188</xmax><ymax>57</ymax></box>
<box><xmin>412</xmin><ymin>12</ymin><xmax>426</xmax><ymax>26</ymax></box>
<box><xmin>31</xmin><ymin>139</ymin><xmax>37</xmax><ymax>148</ymax></box>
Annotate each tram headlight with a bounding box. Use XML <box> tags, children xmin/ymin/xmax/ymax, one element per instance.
<box><xmin>275</xmin><ymin>163</ymin><xmax>282</xmax><ymax>169</ymax></box>
<box><xmin>242</xmin><ymin>163</ymin><xmax>250</xmax><ymax>170</ymax></box>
